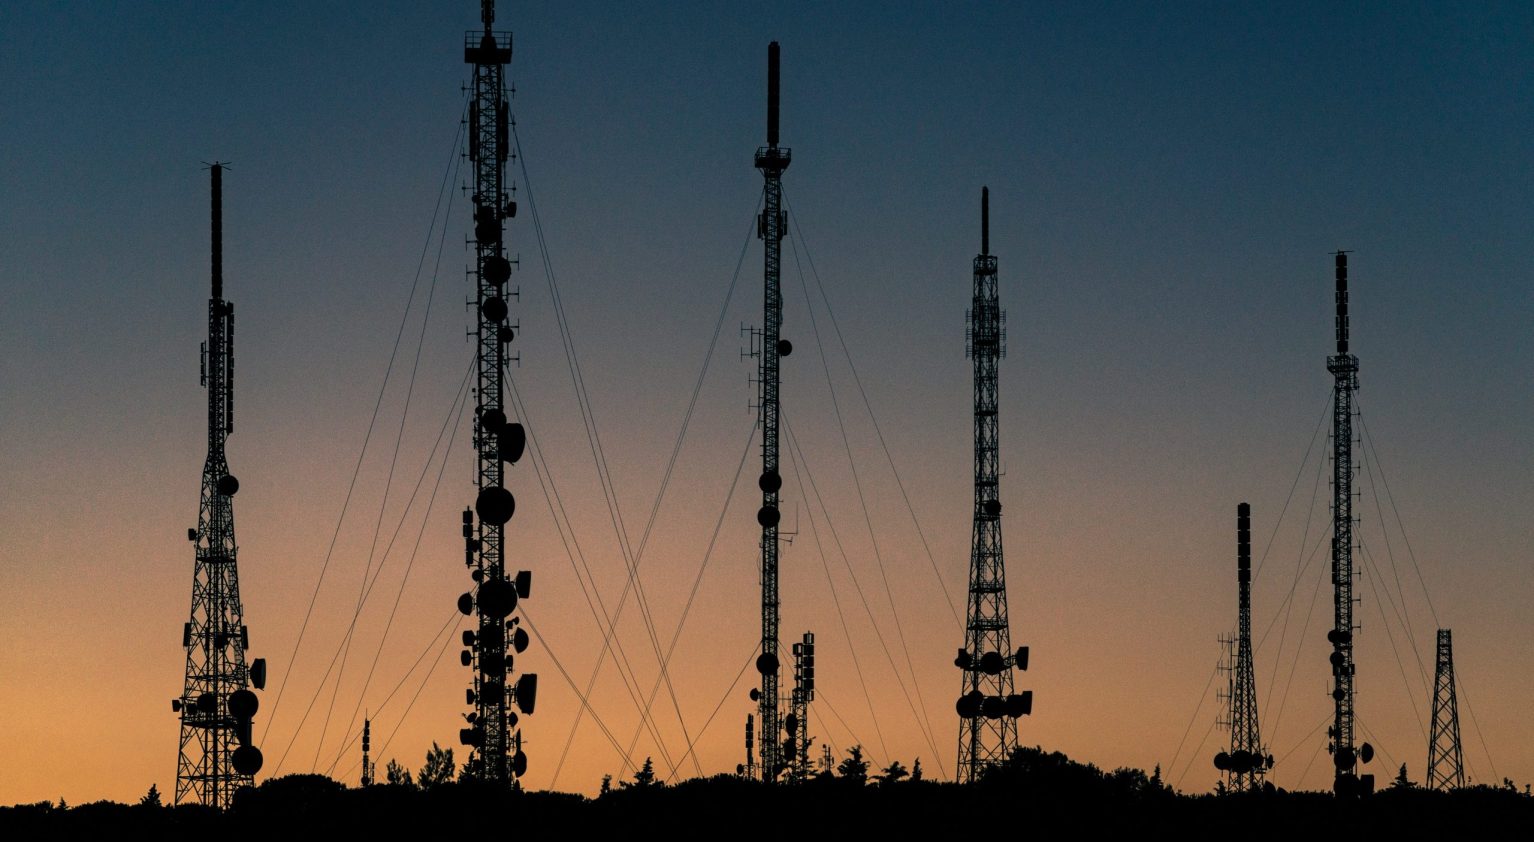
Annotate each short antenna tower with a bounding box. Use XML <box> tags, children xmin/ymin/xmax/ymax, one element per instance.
<box><xmin>1427</xmin><ymin>629</ymin><xmax>1465</xmax><ymax>790</ymax></box>
<box><xmin>1213</xmin><ymin>502</ymin><xmax>1271</xmax><ymax>791</ymax></box>
<box><xmin>955</xmin><ymin>187</ymin><xmax>1032</xmax><ymax>782</ymax></box>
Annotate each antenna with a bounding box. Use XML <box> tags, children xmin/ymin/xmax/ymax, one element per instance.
<box><xmin>787</xmin><ymin>632</ymin><xmax>816</xmax><ymax>781</ymax></box>
<box><xmin>956</xmin><ymin>188</ymin><xmax>1031</xmax><ymax>782</ymax></box>
<box><xmin>1325</xmin><ymin>251</ymin><xmax>1371</xmax><ymax>796</ymax></box>
<box><xmin>360</xmin><ymin>718</ymin><xmax>374</xmax><ymax>787</ymax></box>
<box><xmin>749</xmin><ymin>40</ymin><xmax>793</xmax><ymax>784</ymax></box>
<box><xmin>455</xmin><ymin>0</ymin><xmax>535</xmax><ymax>787</ymax></box>
<box><xmin>175</xmin><ymin>164</ymin><xmax>266</xmax><ymax>808</ymax></box>
<box><xmin>1213</xmin><ymin>503</ymin><xmax>1270</xmax><ymax>791</ymax></box>
<box><xmin>1427</xmin><ymin>629</ymin><xmax>1465</xmax><ymax>790</ymax></box>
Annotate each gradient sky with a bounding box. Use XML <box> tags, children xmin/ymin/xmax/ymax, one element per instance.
<box><xmin>2</xmin><ymin>0</ymin><xmax>1531</xmax><ymax>805</ymax></box>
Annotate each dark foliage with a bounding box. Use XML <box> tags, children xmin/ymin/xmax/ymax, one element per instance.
<box><xmin>3</xmin><ymin>749</ymin><xmax>1528</xmax><ymax>838</ymax></box>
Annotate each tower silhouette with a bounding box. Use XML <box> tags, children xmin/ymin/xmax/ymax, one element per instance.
<box><xmin>1427</xmin><ymin>629</ymin><xmax>1465</xmax><ymax>790</ymax></box>
<box><xmin>1325</xmin><ymin>252</ymin><xmax>1374</xmax><ymax>795</ymax></box>
<box><xmin>174</xmin><ymin>163</ymin><xmax>267</xmax><ymax>807</ymax></box>
<box><xmin>360</xmin><ymin>718</ymin><xmax>374</xmax><ymax>787</ymax></box>
<box><xmin>1214</xmin><ymin>503</ymin><xmax>1271</xmax><ymax>791</ymax></box>
<box><xmin>786</xmin><ymin>632</ymin><xmax>816</xmax><ymax>781</ymax></box>
<box><xmin>454</xmin><ymin>0</ymin><xmax>537</xmax><ymax>785</ymax></box>
<box><xmin>749</xmin><ymin>40</ymin><xmax>792</xmax><ymax>783</ymax></box>
<box><xmin>954</xmin><ymin>188</ymin><xmax>1031</xmax><ymax>782</ymax></box>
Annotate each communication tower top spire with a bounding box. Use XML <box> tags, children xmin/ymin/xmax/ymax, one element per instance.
<box><xmin>981</xmin><ymin>186</ymin><xmax>989</xmax><ymax>257</ymax></box>
<box><xmin>211</xmin><ymin>163</ymin><xmax>223</xmax><ymax>302</ymax></box>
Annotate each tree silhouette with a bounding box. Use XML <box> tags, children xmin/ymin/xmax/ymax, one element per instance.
<box><xmin>876</xmin><ymin>760</ymin><xmax>909</xmax><ymax>785</ymax></box>
<box><xmin>837</xmin><ymin>746</ymin><xmax>868</xmax><ymax>785</ymax></box>
<box><xmin>384</xmin><ymin>758</ymin><xmax>413</xmax><ymax>787</ymax></box>
<box><xmin>623</xmin><ymin>757</ymin><xmax>659</xmax><ymax>789</ymax></box>
<box><xmin>911</xmin><ymin>758</ymin><xmax>924</xmax><ymax>782</ymax></box>
<box><xmin>1393</xmin><ymin>764</ymin><xmax>1413</xmax><ymax>790</ymax></box>
<box><xmin>600</xmin><ymin>774</ymin><xmax>613</xmax><ymax>795</ymax></box>
<box><xmin>137</xmin><ymin>784</ymin><xmax>162</xmax><ymax>808</ymax></box>
<box><xmin>418</xmin><ymin>742</ymin><xmax>456</xmax><ymax>789</ymax></box>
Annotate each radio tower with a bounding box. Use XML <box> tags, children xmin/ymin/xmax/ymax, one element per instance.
<box><xmin>174</xmin><ymin>163</ymin><xmax>268</xmax><ymax>807</ymax></box>
<box><xmin>454</xmin><ymin>0</ymin><xmax>537</xmax><ymax>785</ymax></box>
<box><xmin>1213</xmin><ymin>503</ymin><xmax>1271</xmax><ymax>791</ymax></box>
<box><xmin>1427</xmin><ymin>629</ymin><xmax>1465</xmax><ymax>790</ymax></box>
<box><xmin>360</xmin><ymin>718</ymin><xmax>374</xmax><ymax>787</ymax></box>
<box><xmin>954</xmin><ymin>188</ymin><xmax>1032</xmax><ymax>783</ymax></box>
<box><xmin>1325</xmin><ymin>251</ymin><xmax>1374</xmax><ymax>795</ymax></box>
<box><xmin>786</xmin><ymin>632</ymin><xmax>816</xmax><ymax>781</ymax></box>
<box><xmin>749</xmin><ymin>40</ymin><xmax>791</xmax><ymax>783</ymax></box>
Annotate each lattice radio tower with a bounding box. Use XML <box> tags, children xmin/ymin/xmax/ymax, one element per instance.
<box><xmin>1427</xmin><ymin>629</ymin><xmax>1465</xmax><ymax>790</ymax></box>
<box><xmin>1213</xmin><ymin>503</ymin><xmax>1271</xmax><ymax>791</ymax></box>
<box><xmin>1325</xmin><ymin>251</ymin><xmax>1375</xmax><ymax>795</ymax></box>
<box><xmin>454</xmin><ymin>0</ymin><xmax>537</xmax><ymax>785</ymax></box>
<box><xmin>954</xmin><ymin>188</ymin><xmax>1032</xmax><ymax>783</ymax></box>
<box><xmin>785</xmin><ymin>632</ymin><xmax>816</xmax><ymax>781</ymax></box>
<box><xmin>174</xmin><ymin>163</ymin><xmax>268</xmax><ymax>807</ymax></box>
<box><xmin>747</xmin><ymin>40</ymin><xmax>792</xmax><ymax>783</ymax></box>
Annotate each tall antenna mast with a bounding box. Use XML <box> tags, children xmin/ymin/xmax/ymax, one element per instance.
<box><xmin>1427</xmin><ymin>629</ymin><xmax>1465</xmax><ymax>790</ymax></box>
<box><xmin>955</xmin><ymin>187</ymin><xmax>1031</xmax><ymax>782</ymax></box>
<box><xmin>455</xmin><ymin>0</ymin><xmax>537</xmax><ymax>786</ymax></box>
<box><xmin>748</xmin><ymin>40</ymin><xmax>792</xmax><ymax>784</ymax></box>
<box><xmin>174</xmin><ymin>163</ymin><xmax>268</xmax><ymax>807</ymax></box>
<box><xmin>1214</xmin><ymin>503</ymin><xmax>1270</xmax><ymax>791</ymax></box>
<box><xmin>786</xmin><ymin>631</ymin><xmax>816</xmax><ymax>781</ymax></box>
<box><xmin>1326</xmin><ymin>251</ymin><xmax>1374</xmax><ymax>795</ymax></box>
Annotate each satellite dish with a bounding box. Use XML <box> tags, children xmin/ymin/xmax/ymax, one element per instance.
<box><xmin>197</xmin><ymin>692</ymin><xmax>217</xmax><ymax>714</ymax></box>
<box><xmin>461</xmin><ymin>650</ymin><xmax>473</xmax><ymax>667</ymax></box>
<box><xmin>756</xmin><ymin>652</ymin><xmax>779</xmax><ymax>675</ymax></box>
<box><xmin>1005</xmin><ymin>693</ymin><xmax>1032</xmax><ymax>718</ymax></box>
<box><xmin>459</xmin><ymin>728</ymin><xmax>476</xmax><ymax>746</ymax></box>
<box><xmin>1330</xmin><ymin>651</ymin><xmax>1345</xmax><ymax>667</ymax></box>
<box><xmin>981</xmin><ymin>696</ymin><xmax>1006</xmax><ymax>719</ymax></box>
<box><xmin>482</xmin><ymin>296</ymin><xmax>508</xmax><ymax>323</ymax></box>
<box><xmin>231</xmin><ymin>745</ymin><xmax>263</xmax><ymax>775</ymax></box>
<box><xmin>757</xmin><ymin>505</ymin><xmax>780</xmax><ymax>528</ymax></box>
<box><xmin>1335</xmin><ymin>747</ymin><xmax>1356</xmax><ymax>770</ymax></box>
<box><xmin>512</xmin><ymin>750</ymin><xmax>528</xmax><ymax>778</ymax></box>
<box><xmin>471</xmin><ymin>569</ymin><xmax>484</xmax><ymax>582</ymax></box>
<box><xmin>508</xmin><ymin>711</ymin><xmax>519</xmax><ymax>729</ymax></box>
<box><xmin>458</xmin><ymin>592</ymin><xmax>475</xmax><ymax>615</ymax></box>
<box><xmin>498</xmin><ymin>325</ymin><xmax>515</xmax><ymax>344</ymax></box>
<box><xmin>475</xmin><ymin>219</ymin><xmax>498</xmax><ymax>244</ymax></box>
<box><xmin>478</xmin><ymin>577</ymin><xmax>518</xmax><ymax>619</ymax></box>
<box><xmin>500</xmin><ymin>423</ymin><xmax>526</xmax><ymax>464</ymax></box>
<box><xmin>475</xmin><ymin>486</ymin><xmax>515</xmax><ymax>526</ymax></box>
<box><xmin>750</xmin><ymin>688</ymin><xmax>761</xmax><ymax>702</ymax></box>
<box><xmin>955</xmin><ymin>690</ymin><xmax>983</xmax><ymax>719</ymax></box>
<box><xmin>484</xmin><ymin>255</ymin><xmax>512</xmax><ymax>286</ymax></box>
<box><xmin>228</xmin><ymin>689</ymin><xmax>259</xmax><ymax>721</ymax></box>
<box><xmin>783</xmin><ymin>714</ymin><xmax>797</xmax><ymax>734</ymax></box>
<box><xmin>978</xmin><ymin>651</ymin><xmax>1005</xmax><ymax>675</ymax></box>
<box><xmin>1231</xmin><ymin>750</ymin><xmax>1252</xmax><ymax>772</ymax></box>
<box><xmin>463</xmin><ymin>630</ymin><xmax>477</xmax><ymax>647</ymax></box>
<box><xmin>1014</xmin><ymin>646</ymin><xmax>1029</xmax><ymax>671</ymax></box>
<box><xmin>1214</xmin><ymin>752</ymin><xmax>1231</xmax><ymax>771</ymax></box>
<box><xmin>954</xmin><ymin>649</ymin><xmax>972</xmax><ymax>669</ymax></box>
<box><xmin>481</xmin><ymin>408</ymin><xmax>508</xmax><ymax>432</ymax></box>
<box><xmin>466</xmin><ymin>689</ymin><xmax>476</xmax><ymax>705</ymax></box>
<box><xmin>515</xmin><ymin>569</ymin><xmax>532</xmax><ymax>599</ymax></box>
<box><xmin>217</xmin><ymin>475</ymin><xmax>240</xmax><ymax>497</ymax></box>
<box><xmin>758</xmin><ymin>471</ymin><xmax>782</xmax><ymax>494</ymax></box>
<box><xmin>1360</xmin><ymin>743</ymin><xmax>1374</xmax><ymax>764</ymax></box>
<box><xmin>776</xmin><ymin>339</ymin><xmax>792</xmax><ymax>357</ymax></box>
<box><xmin>250</xmin><ymin>658</ymin><xmax>267</xmax><ymax>690</ymax></box>
<box><xmin>171</xmin><ymin>699</ymin><xmax>183</xmax><ymax>712</ymax></box>
<box><xmin>513</xmin><ymin>627</ymin><xmax>529</xmax><ymax>653</ymax></box>
<box><xmin>983</xmin><ymin>499</ymin><xmax>1001</xmax><ymax>517</ymax></box>
<box><xmin>515</xmin><ymin>673</ymin><xmax>538</xmax><ymax>715</ymax></box>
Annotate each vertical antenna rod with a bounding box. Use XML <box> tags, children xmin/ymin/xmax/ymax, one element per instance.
<box><xmin>1326</xmin><ymin>251</ymin><xmax>1372</xmax><ymax>795</ymax></box>
<box><xmin>955</xmin><ymin>187</ymin><xmax>1031</xmax><ymax>782</ymax></box>
<box><xmin>175</xmin><ymin>163</ymin><xmax>267</xmax><ymax>807</ymax></box>
<box><xmin>455</xmin><ymin>0</ymin><xmax>537</xmax><ymax>786</ymax></box>
<box><xmin>751</xmin><ymin>40</ymin><xmax>792</xmax><ymax>783</ymax></box>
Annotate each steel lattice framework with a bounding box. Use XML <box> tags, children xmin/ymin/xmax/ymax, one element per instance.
<box><xmin>787</xmin><ymin>632</ymin><xmax>816</xmax><ymax>782</ymax></box>
<box><xmin>1326</xmin><ymin>251</ymin><xmax>1368</xmax><ymax>795</ymax></box>
<box><xmin>456</xmin><ymin>0</ymin><xmax>536</xmax><ymax>786</ymax></box>
<box><xmin>955</xmin><ymin>188</ymin><xmax>1031</xmax><ymax>783</ymax></box>
<box><xmin>751</xmin><ymin>40</ymin><xmax>792</xmax><ymax>783</ymax></box>
<box><xmin>1427</xmin><ymin>629</ymin><xmax>1465</xmax><ymax>790</ymax></box>
<box><xmin>1215</xmin><ymin>503</ymin><xmax>1269</xmax><ymax>791</ymax></box>
<box><xmin>176</xmin><ymin>164</ymin><xmax>266</xmax><ymax>807</ymax></box>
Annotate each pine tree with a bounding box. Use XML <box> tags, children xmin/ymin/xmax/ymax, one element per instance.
<box><xmin>837</xmin><ymin>746</ymin><xmax>869</xmax><ymax>784</ymax></box>
<box><xmin>138</xmin><ymin>784</ymin><xmax>163</xmax><ymax>808</ymax></box>
<box><xmin>911</xmin><ymin>758</ymin><xmax>924</xmax><ymax>782</ymax></box>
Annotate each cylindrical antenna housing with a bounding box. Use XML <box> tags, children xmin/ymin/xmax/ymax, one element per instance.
<box><xmin>1334</xmin><ymin>252</ymin><xmax>1349</xmax><ymax>355</ymax></box>
<box><xmin>982</xmin><ymin>186</ymin><xmax>990</xmax><ymax>256</ymax></box>
<box><xmin>1237</xmin><ymin>502</ymin><xmax>1251</xmax><ymax>577</ymax></box>
<box><xmin>767</xmin><ymin>41</ymin><xmax>781</xmax><ymax>147</ymax></box>
<box><xmin>211</xmin><ymin>164</ymin><xmax>223</xmax><ymax>302</ymax></box>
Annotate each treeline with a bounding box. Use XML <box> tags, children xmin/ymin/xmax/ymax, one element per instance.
<box><xmin>3</xmin><ymin>747</ymin><xmax>1528</xmax><ymax>837</ymax></box>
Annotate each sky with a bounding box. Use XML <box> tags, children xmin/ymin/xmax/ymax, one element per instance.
<box><xmin>1</xmin><ymin>0</ymin><xmax>1531</xmax><ymax>805</ymax></box>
